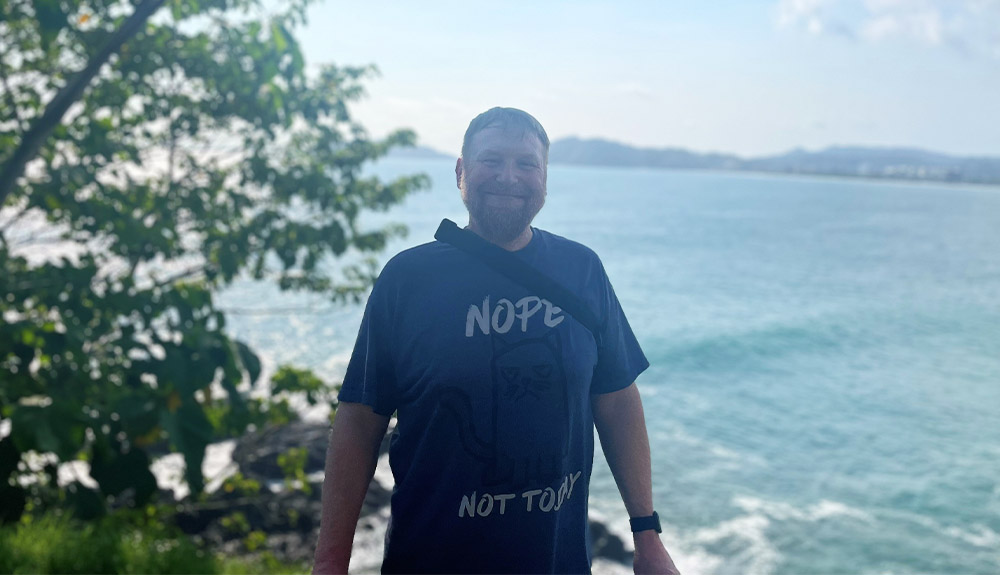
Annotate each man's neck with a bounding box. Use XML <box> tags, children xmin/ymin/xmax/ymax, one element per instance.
<box><xmin>466</xmin><ymin>222</ymin><xmax>533</xmax><ymax>252</ymax></box>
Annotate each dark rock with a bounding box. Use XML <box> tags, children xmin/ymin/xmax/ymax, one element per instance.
<box><xmin>175</xmin><ymin>477</ymin><xmax>391</xmax><ymax>565</ymax></box>
<box><xmin>231</xmin><ymin>420</ymin><xmax>394</xmax><ymax>481</ymax></box>
<box><xmin>231</xmin><ymin>421</ymin><xmax>331</xmax><ymax>479</ymax></box>
<box><xmin>590</xmin><ymin>518</ymin><xmax>634</xmax><ymax>564</ymax></box>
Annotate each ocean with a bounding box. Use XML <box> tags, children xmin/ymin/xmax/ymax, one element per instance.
<box><xmin>218</xmin><ymin>158</ymin><xmax>1000</xmax><ymax>574</ymax></box>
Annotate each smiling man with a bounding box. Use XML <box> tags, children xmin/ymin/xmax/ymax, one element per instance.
<box><xmin>313</xmin><ymin>108</ymin><xmax>680</xmax><ymax>574</ymax></box>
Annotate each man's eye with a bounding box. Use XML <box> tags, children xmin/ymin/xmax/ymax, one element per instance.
<box><xmin>519</xmin><ymin>161</ymin><xmax>538</xmax><ymax>169</ymax></box>
<box><xmin>481</xmin><ymin>158</ymin><xmax>500</xmax><ymax>166</ymax></box>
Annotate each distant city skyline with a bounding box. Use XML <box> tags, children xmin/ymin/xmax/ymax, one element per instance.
<box><xmin>298</xmin><ymin>0</ymin><xmax>1000</xmax><ymax>158</ymax></box>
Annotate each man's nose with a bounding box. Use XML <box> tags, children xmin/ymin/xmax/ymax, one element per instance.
<box><xmin>497</xmin><ymin>160</ymin><xmax>518</xmax><ymax>184</ymax></box>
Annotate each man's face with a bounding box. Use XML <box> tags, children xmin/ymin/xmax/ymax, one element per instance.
<box><xmin>457</xmin><ymin>125</ymin><xmax>547</xmax><ymax>245</ymax></box>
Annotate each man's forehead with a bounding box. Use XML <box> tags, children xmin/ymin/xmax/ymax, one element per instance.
<box><xmin>469</xmin><ymin>124</ymin><xmax>544</xmax><ymax>153</ymax></box>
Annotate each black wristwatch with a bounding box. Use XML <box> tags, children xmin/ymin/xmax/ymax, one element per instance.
<box><xmin>629</xmin><ymin>511</ymin><xmax>662</xmax><ymax>533</ymax></box>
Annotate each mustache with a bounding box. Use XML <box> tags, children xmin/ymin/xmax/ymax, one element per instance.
<box><xmin>477</xmin><ymin>181</ymin><xmax>532</xmax><ymax>197</ymax></box>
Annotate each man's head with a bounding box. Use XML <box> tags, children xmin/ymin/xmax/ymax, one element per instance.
<box><xmin>456</xmin><ymin>108</ymin><xmax>550</xmax><ymax>247</ymax></box>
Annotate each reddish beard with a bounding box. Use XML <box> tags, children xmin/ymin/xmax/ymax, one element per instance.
<box><xmin>462</xmin><ymin>180</ymin><xmax>546</xmax><ymax>245</ymax></box>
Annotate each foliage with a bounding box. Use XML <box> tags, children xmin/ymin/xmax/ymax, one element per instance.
<box><xmin>272</xmin><ymin>365</ymin><xmax>335</xmax><ymax>407</ymax></box>
<box><xmin>276</xmin><ymin>445</ymin><xmax>309</xmax><ymax>494</ymax></box>
<box><xmin>219</xmin><ymin>553</ymin><xmax>307</xmax><ymax>575</ymax></box>
<box><xmin>0</xmin><ymin>508</ymin><xmax>310</xmax><ymax>574</ymax></box>
<box><xmin>0</xmin><ymin>0</ymin><xmax>428</xmax><ymax>521</ymax></box>
<box><xmin>0</xmin><ymin>509</ymin><xmax>216</xmax><ymax>574</ymax></box>
<box><xmin>219</xmin><ymin>470</ymin><xmax>261</xmax><ymax>496</ymax></box>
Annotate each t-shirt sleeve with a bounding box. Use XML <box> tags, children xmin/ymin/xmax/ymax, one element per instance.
<box><xmin>590</xmin><ymin>261</ymin><xmax>649</xmax><ymax>395</ymax></box>
<box><xmin>337</xmin><ymin>272</ymin><xmax>398</xmax><ymax>416</ymax></box>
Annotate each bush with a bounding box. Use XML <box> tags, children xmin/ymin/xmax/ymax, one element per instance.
<box><xmin>0</xmin><ymin>511</ymin><xmax>215</xmax><ymax>574</ymax></box>
<box><xmin>0</xmin><ymin>508</ymin><xmax>312</xmax><ymax>574</ymax></box>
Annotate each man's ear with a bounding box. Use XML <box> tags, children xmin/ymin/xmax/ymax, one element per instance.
<box><xmin>455</xmin><ymin>158</ymin><xmax>463</xmax><ymax>190</ymax></box>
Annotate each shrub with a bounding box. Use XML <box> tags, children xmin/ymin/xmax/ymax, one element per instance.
<box><xmin>0</xmin><ymin>511</ymin><xmax>215</xmax><ymax>574</ymax></box>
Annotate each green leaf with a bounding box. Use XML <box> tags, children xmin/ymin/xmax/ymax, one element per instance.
<box><xmin>0</xmin><ymin>483</ymin><xmax>26</xmax><ymax>525</ymax></box>
<box><xmin>34</xmin><ymin>0</ymin><xmax>68</xmax><ymax>51</ymax></box>
<box><xmin>160</xmin><ymin>399</ymin><xmax>213</xmax><ymax>496</ymax></box>
<box><xmin>10</xmin><ymin>405</ymin><xmax>61</xmax><ymax>456</ymax></box>
<box><xmin>66</xmin><ymin>481</ymin><xmax>106</xmax><ymax>520</ymax></box>
<box><xmin>90</xmin><ymin>447</ymin><xmax>158</xmax><ymax>505</ymax></box>
<box><xmin>271</xmin><ymin>21</ymin><xmax>287</xmax><ymax>52</ymax></box>
<box><xmin>235</xmin><ymin>340</ymin><xmax>262</xmax><ymax>386</ymax></box>
<box><xmin>0</xmin><ymin>436</ymin><xmax>22</xmax><ymax>482</ymax></box>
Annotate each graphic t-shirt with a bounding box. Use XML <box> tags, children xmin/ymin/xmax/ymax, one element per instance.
<box><xmin>338</xmin><ymin>228</ymin><xmax>649</xmax><ymax>574</ymax></box>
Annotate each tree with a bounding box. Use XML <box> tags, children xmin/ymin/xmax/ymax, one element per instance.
<box><xmin>0</xmin><ymin>0</ymin><xmax>427</xmax><ymax>520</ymax></box>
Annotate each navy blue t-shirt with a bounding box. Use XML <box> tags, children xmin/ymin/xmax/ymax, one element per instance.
<box><xmin>338</xmin><ymin>228</ymin><xmax>648</xmax><ymax>574</ymax></box>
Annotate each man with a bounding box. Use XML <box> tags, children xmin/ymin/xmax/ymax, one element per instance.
<box><xmin>313</xmin><ymin>108</ymin><xmax>680</xmax><ymax>574</ymax></box>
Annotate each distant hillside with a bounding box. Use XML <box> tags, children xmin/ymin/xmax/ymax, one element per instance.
<box><xmin>549</xmin><ymin>137</ymin><xmax>1000</xmax><ymax>185</ymax></box>
<box><xmin>550</xmin><ymin>137</ymin><xmax>741</xmax><ymax>171</ymax></box>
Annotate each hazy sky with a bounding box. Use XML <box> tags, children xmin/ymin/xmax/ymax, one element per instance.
<box><xmin>297</xmin><ymin>0</ymin><xmax>1000</xmax><ymax>158</ymax></box>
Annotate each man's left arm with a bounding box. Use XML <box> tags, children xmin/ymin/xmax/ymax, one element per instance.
<box><xmin>592</xmin><ymin>382</ymin><xmax>681</xmax><ymax>575</ymax></box>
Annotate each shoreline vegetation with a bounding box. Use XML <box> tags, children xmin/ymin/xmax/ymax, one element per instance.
<box><xmin>394</xmin><ymin>138</ymin><xmax>1000</xmax><ymax>187</ymax></box>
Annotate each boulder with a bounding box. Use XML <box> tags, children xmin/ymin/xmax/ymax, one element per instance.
<box><xmin>231</xmin><ymin>421</ymin><xmax>331</xmax><ymax>479</ymax></box>
<box><xmin>589</xmin><ymin>518</ymin><xmax>634</xmax><ymax>564</ymax></box>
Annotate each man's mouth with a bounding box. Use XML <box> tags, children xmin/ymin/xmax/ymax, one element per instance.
<box><xmin>479</xmin><ymin>182</ymin><xmax>530</xmax><ymax>199</ymax></box>
<box><xmin>483</xmin><ymin>186</ymin><xmax>529</xmax><ymax>198</ymax></box>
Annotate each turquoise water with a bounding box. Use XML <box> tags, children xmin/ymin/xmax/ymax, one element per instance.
<box><xmin>220</xmin><ymin>159</ymin><xmax>1000</xmax><ymax>574</ymax></box>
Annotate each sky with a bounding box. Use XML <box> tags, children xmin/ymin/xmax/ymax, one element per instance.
<box><xmin>296</xmin><ymin>0</ymin><xmax>1000</xmax><ymax>158</ymax></box>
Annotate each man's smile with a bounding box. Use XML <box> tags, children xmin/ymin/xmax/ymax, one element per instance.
<box><xmin>484</xmin><ymin>192</ymin><xmax>528</xmax><ymax>206</ymax></box>
<box><xmin>486</xmin><ymin>191</ymin><xmax>527</xmax><ymax>198</ymax></box>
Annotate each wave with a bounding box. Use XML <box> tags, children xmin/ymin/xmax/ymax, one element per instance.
<box><xmin>732</xmin><ymin>495</ymin><xmax>874</xmax><ymax>523</ymax></box>
<box><xmin>688</xmin><ymin>512</ymin><xmax>781</xmax><ymax>575</ymax></box>
<box><xmin>682</xmin><ymin>496</ymin><xmax>874</xmax><ymax>575</ymax></box>
<box><xmin>650</xmin><ymin>316</ymin><xmax>865</xmax><ymax>375</ymax></box>
<box><xmin>888</xmin><ymin>509</ymin><xmax>1000</xmax><ymax>550</ymax></box>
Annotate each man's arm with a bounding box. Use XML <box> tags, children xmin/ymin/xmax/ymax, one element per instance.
<box><xmin>312</xmin><ymin>402</ymin><xmax>390</xmax><ymax>575</ymax></box>
<box><xmin>592</xmin><ymin>382</ymin><xmax>680</xmax><ymax>575</ymax></box>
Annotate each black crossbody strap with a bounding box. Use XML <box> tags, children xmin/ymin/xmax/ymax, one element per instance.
<box><xmin>434</xmin><ymin>219</ymin><xmax>603</xmax><ymax>343</ymax></box>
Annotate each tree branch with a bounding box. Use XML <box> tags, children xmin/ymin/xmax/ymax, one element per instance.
<box><xmin>154</xmin><ymin>264</ymin><xmax>206</xmax><ymax>289</ymax></box>
<box><xmin>0</xmin><ymin>202</ymin><xmax>32</xmax><ymax>234</ymax></box>
<box><xmin>0</xmin><ymin>0</ymin><xmax>168</xmax><ymax>207</ymax></box>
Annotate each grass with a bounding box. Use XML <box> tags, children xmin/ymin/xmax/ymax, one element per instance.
<box><xmin>0</xmin><ymin>511</ymin><xmax>310</xmax><ymax>574</ymax></box>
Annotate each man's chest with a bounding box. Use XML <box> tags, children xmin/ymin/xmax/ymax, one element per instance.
<box><xmin>390</xmin><ymin>282</ymin><xmax>599</xmax><ymax>405</ymax></box>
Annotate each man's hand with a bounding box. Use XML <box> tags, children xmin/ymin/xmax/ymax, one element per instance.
<box><xmin>633</xmin><ymin>531</ymin><xmax>681</xmax><ymax>575</ymax></box>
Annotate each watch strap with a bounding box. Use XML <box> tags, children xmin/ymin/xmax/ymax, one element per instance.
<box><xmin>629</xmin><ymin>511</ymin><xmax>662</xmax><ymax>533</ymax></box>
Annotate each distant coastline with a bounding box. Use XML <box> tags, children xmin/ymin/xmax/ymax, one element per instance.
<box><xmin>392</xmin><ymin>139</ymin><xmax>1000</xmax><ymax>186</ymax></box>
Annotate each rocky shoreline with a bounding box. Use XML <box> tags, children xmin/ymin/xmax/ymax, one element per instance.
<box><xmin>173</xmin><ymin>421</ymin><xmax>634</xmax><ymax>572</ymax></box>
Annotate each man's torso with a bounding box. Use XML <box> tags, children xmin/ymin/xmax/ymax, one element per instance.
<box><xmin>339</xmin><ymin>228</ymin><xmax>648</xmax><ymax>573</ymax></box>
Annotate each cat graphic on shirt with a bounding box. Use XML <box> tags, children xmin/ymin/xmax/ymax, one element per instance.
<box><xmin>439</xmin><ymin>330</ymin><xmax>570</xmax><ymax>489</ymax></box>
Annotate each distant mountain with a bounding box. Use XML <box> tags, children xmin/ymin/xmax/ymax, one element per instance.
<box><xmin>549</xmin><ymin>137</ymin><xmax>1000</xmax><ymax>185</ymax></box>
<box><xmin>550</xmin><ymin>137</ymin><xmax>742</xmax><ymax>171</ymax></box>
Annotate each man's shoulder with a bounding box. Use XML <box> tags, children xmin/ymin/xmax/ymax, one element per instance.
<box><xmin>533</xmin><ymin>228</ymin><xmax>604</xmax><ymax>266</ymax></box>
<box><xmin>377</xmin><ymin>240</ymin><xmax>457</xmax><ymax>280</ymax></box>
<box><xmin>388</xmin><ymin>240</ymin><xmax>451</xmax><ymax>262</ymax></box>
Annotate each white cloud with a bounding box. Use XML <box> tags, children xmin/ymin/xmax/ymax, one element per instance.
<box><xmin>860</xmin><ymin>0</ymin><xmax>946</xmax><ymax>44</ymax></box>
<box><xmin>776</xmin><ymin>0</ymin><xmax>1000</xmax><ymax>58</ymax></box>
<box><xmin>777</xmin><ymin>0</ymin><xmax>833</xmax><ymax>34</ymax></box>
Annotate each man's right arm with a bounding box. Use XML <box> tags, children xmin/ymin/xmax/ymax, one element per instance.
<box><xmin>312</xmin><ymin>401</ymin><xmax>390</xmax><ymax>575</ymax></box>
